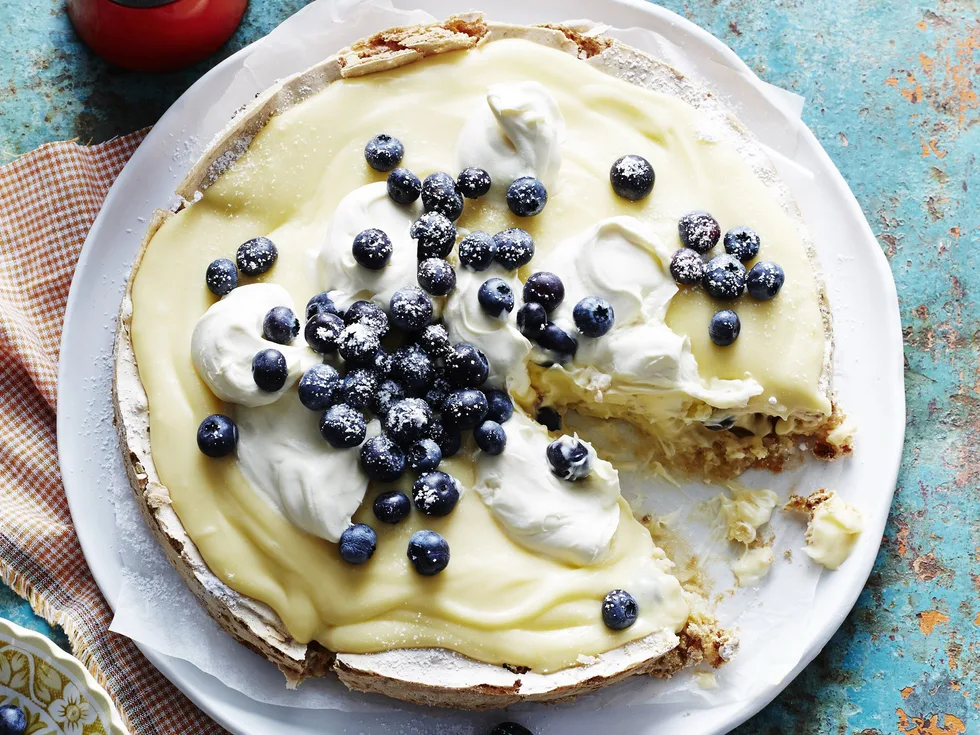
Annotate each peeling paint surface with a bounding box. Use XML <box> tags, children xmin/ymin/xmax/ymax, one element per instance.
<box><xmin>0</xmin><ymin>1</ymin><xmax>978</xmax><ymax>733</ymax></box>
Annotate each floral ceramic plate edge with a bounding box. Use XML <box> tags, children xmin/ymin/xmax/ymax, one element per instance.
<box><xmin>0</xmin><ymin>618</ymin><xmax>127</xmax><ymax>735</ymax></box>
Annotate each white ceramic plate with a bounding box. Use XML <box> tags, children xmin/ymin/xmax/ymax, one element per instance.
<box><xmin>57</xmin><ymin>1</ymin><xmax>904</xmax><ymax>733</ymax></box>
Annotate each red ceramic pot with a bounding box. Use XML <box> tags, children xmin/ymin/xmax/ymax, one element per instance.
<box><xmin>66</xmin><ymin>0</ymin><xmax>248</xmax><ymax>72</ymax></box>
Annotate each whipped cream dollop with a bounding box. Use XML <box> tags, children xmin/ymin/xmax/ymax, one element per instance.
<box><xmin>537</xmin><ymin>217</ymin><xmax>763</xmax><ymax>409</ymax></box>
<box><xmin>236</xmin><ymin>392</ymin><xmax>376</xmax><ymax>543</ymax></box>
<box><xmin>802</xmin><ymin>491</ymin><xmax>864</xmax><ymax>570</ymax></box>
<box><xmin>473</xmin><ymin>411</ymin><xmax>621</xmax><ymax>566</ymax></box>
<box><xmin>456</xmin><ymin>81</ymin><xmax>565</xmax><ymax>191</ymax></box>
<box><xmin>191</xmin><ymin>283</ymin><xmax>319</xmax><ymax>407</ymax></box>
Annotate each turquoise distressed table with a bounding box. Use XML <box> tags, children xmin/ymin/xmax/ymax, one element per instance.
<box><xmin>2</xmin><ymin>1</ymin><xmax>977</xmax><ymax>733</ymax></box>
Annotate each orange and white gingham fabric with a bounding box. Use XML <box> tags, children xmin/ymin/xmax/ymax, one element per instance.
<box><xmin>0</xmin><ymin>133</ymin><xmax>224</xmax><ymax>734</ymax></box>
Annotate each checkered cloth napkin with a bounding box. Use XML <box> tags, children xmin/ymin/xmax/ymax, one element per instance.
<box><xmin>0</xmin><ymin>133</ymin><xmax>224</xmax><ymax>734</ymax></box>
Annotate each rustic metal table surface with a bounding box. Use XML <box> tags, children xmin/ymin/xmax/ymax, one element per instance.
<box><xmin>1</xmin><ymin>1</ymin><xmax>977</xmax><ymax>733</ymax></box>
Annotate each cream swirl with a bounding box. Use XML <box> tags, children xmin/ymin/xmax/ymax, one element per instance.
<box><xmin>456</xmin><ymin>81</ymin><xmax>565</xmax><ymax>191</ymax></box>
<box><xmin>191</xmin><ymin>283</ymin><xmax>319</xmax><ymax>407</ymax></box>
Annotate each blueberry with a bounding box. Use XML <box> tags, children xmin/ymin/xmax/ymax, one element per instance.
<box><xmin>705</xmin><ymin>414</ymin><xmax>736</xmax><ymax>431</ymax></box>
<box><xmin>339</xmin><ymin>367</ymin><xmax>379</xmax><ymax>409</ymax></box>
<box><xmin>205</xmin><ymin>258</ymin><xmax>238</xmax><ymax>296</ymax></box>
<box><xmin>373</xmin><ymin>348</ymin><xmax>394</xmax><ymax>377</ymax></box>
<box><xmin>678</xmin><ymin>210</ymin><xmax>721</xmax><ymax>254</ymax></box>
<box><xmin>298</xmin><ymin>364</ymin><xmax>341</xmax><ymax>410</ymax></box>
<box><xmin>445</xmin><ymin>343</ymin><xmax>489</xmax><ymax>388</ymax></box>
<box><xmin>360</xmin><ymin>435</ymin><xmax>406</xmax><ymax>482</ymax></box>
<box><xmin>339</xmin><ymin>523</ymin><xmax>377</xmax><ymax>564</ymax></box>
<box><xmin>546</xmin><ymin>435</ymin><xmax>592</xmax><ymax>481</ymax></box>
<box><xmin>411</xmin><ymin>212</ymin><xmax>457</xmax><ymax>260</ymax></box>
<box><xmin>236</xmin><ymin>236</ymin><xmax>278</xmax><ymax>276</ymax></box>
<box><xmin>421</xmin><ymin>172</ymin><xmax>464</xmax><ymax>221</ymax></box>
<box><xmin>418</xmin><ymin>257</ymin><xmax>457</xmax><ymax>296</ymax></box>
<box><xmin>319</xmin><ymin>403</ymin><xmax>366</xmax><ymax>448</ymax></box>
<box><xmin>306</xmin><ymin>291</ymin><xmax>341</xmax><ymax>320</ymax></box>
<box><xmin>458</xmin><ymin>231</ymin><xmax>496</xmax><ymax>271</ymax></box>
<box><xmin>262</xmin><ymin>306</ymin><xmax>299</xmax><ymax>344</ymax></box>
<box><xmin>536</xmin><ymin>323</ymin><xmax>578</xmax><ymax>359</ymax></box>
<box><xmin>412</xmin><ymin>471</ymin><xmax>461</xmax><ymax>516</ymax></box>
<box><xmin>352</xmin><ymin>228</ymin><xmax>393</xmax><ymax>270</ymax></box>
<box><xmin>407</xmin><ymin>438</ymin><xmax>442</xmax><ymax>473</ymax></box>
<box><xmin>516</xmin><ymin>302</ymin><xmax>547</xmax><ymax>338</ymax></box>
<box><xmin>372</xmin><ymin>378</ymin><xmax>406</xmax><ymax>417</ymax></box>
<box><xmin>535</xmin><ymin>406</ymin><xmax>562</xmax><ymax>431</ymax></box>
<box><xmin>391</xmin><ymin>345</ymin><xmax>435</xmax><ymax>394</ymax></box>
<box><xmin>609</xmin><ymin>154</ymin><xmax>655</xmax><ymax>201</ymax></box>
<box><xmin>345</xmin><ymin>300</ymin><xmax>389</xmax><ymax>337</ymax></box>
<box><xmin>364</xmin><ymin>133</ymin><xmax>404</xmax><ymax>172</ymax></box>
<box><xmin>745</xmin><ymin>261</ymin><xmax>785</xmax><ymax>300</ymax></box>
<box><xmin>484</xmin><ymin>389</ymin><xmax>514</xmax><ymax>424</ymax></box>
<box><xmin>304</xmin><ymin>311</ymin><xmax>344</xmax><ymax>354</ymax></box>
<box><xmin>0</xmin><ymin>705</ymin><xmax>27</xmax><ymax>735</ymax></box>
<box><xmin>457</xmin><ymin>166</ymin><xmax>492</xmax><ymax>198</ymax></box>
<box><xmin>196</xmin><ymin>414</ymin><xmax>238</xmax><ymax>457</ymax></box>
<box><xmin>407</xmin><ymin>529</ymin><xmax>450</xmax><ymax>576</ymax></box>
<box><xmin>387</xmin><ymin>167</ymin><xmax>421</xmax><ymax>204</ymax></box>
<box><xmin>252</xmin><ymin>348</ymin><xmax>288</xmax><ymax>392</ymax></box>
<box><xmin>489</xmin><ymin>724</ymin><xmax>533</xmax><ymax>735</ymax></box>
<box><xmin>573</xmin><ymin>296</ymin><xmax>615</xmax><ymax>338</ymax></box>
<box><xmin>417</xmin><ymin>324</ymin><xmax>451</xmax><ymax>359</ymax></box>
<box><xmin>523</xmin><ymin>271</ymin><xmax>564</xmax><ymax>312</ymax></box>
<box><xmin>670</xmin><ymin>248</ymin><xmax>706</xmax><ymax>285</ymax></box>
<box><xmin>702</xmin><ymin>254</ymin><xmax>747</xmax><ymax>300</ymax></box>
<box><xmin>424</xmin><ymin>376</ymin><xmax>452</xmax><ymax>412</ymax></box>
<box><xmin>602</xmin><ymin>589</ymin><xmax>639</xmax><ymax>630</ymax></box>
<box><xmin>338</xmin><ymin>323</ymin><xmax>381</xmax><ymax>365</ymax></box>
<box><xmin>384</xmin><ymin>398</ymin><xmax>432</xmax><ymax>446</ymax></box>
<box><xmin>390</xmin><ymin>286</ymin><xmax>433</xmax><ymax>332</ymax></box>
<box><xmin>443</xmin><ymin>389</ymin><xmax>489</xmax><ymax>430</ymax></box>
<box><xmin>724</xmin><ymin>226</ymin><xmax>761</xmax><ymax>262</ymax></box>
<box><xmin>474</xmin><ymin>420</ymin><xmax>507</xmax><ymax>455</ymax></box>
<box><xmin>478</xmin><ymin>277</ymin><xmax>515</xmax><ymax>318</ymax></box>
<box><xmin>709</xmin><ymin>309</ymin><xmax>741</xmax><ymax>347</ymax></box>
<box><xmin>493</xmin><ymin>228</ymin><xmax>535</xmax><ymax>270</ymax></box>
<box><xmin>373</xmin><ymin>490</ymin><xmax>411</xmax><ymax>524</ymax></box>
<box><xmin>506</xmin><ymin>176</ymin><xmax>548</xmax><ymax>217</ymax></box>
<box><xmin>428</xmin><ymin>420</ymin><xmax>462</xmax><ymax>457</ymax></box>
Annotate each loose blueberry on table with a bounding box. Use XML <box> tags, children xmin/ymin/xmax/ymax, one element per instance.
<box><xmin>236</xmin><ymin>236</ymin><xmax>278</xmax><ymax>276</ymax></box>
<box><xmin>252</xmin><ymin>348</ymin><xmax>288</xmax><ymax>392</ymax></box>
<box><xmin>205</xmin><ymin>257</ymin><xmax>238</xmax><ymax>296</ymax></box>
<box><xmin>339</xmin><ymin>523</ymin><xmax>377</xmax><ymax>564</ymax></box>
<box><xmin>602</xmin><ymin>589</ymin><xmax>639</xmax><ymax>630</ymax></box>
<box><xmin>489</xmin><ymin>724</ymin><xmax>533</xmax><ymax>735</ymax></box>
<box><xmin>373</xmin><ymin>490</ymin><xmax>412</xmax><ymax>524</ymax></box>
<box><xmin>709</xmin><ymin>309</ymin><xmax>741</xmax><ymax>347</ymax></box>
<box><xmin>407</xmin><ymin>529</ymin><xmax>450</xmax><ymax>576</ymax></box>
<box><xmin>262</xmin><ymin>305</ymin><xmax>299</xmax><ymax>345</ymax></box>
<box><xmin>609</xmin><ymin>154</ymin><xmax>655</xmax><ymax>201</ymax></box>
<box><xmin>364</xmin><ymin>133</ymin><xmax>404</xmax><ymax>172</ymax></box>
<box><xmin>0</xmin><ymin>705</ymin><xmax>27</xmax><ymax>735</ymax></box>
<box><xmin>677</xmin><ymin>210</ymin><xmax>721</xmax><ymax>254</ymax></box>
<box><xmin>196</xmin><ymin>414</ymin><xmax>238</xmax><ymax>457</ymax></box>
<box><xmin>506</xmin><ymin>176</ymin><xmax>548</xmax><ymax>217</ymax></box>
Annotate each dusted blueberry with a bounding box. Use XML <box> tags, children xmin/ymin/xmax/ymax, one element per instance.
<box><xmin>352</xmin><ymin>228</ymin><xmax>393</xmax><ymax>271</ymax></box>
<box><xmin>704</xmin><ymin>414</ymin><xmax>736</xmax><ymax>432</ymax></box>
<box><xmin>443</xmin><ymin>389</ymin><xmax>489</xmax><ymax>430</ymax></box>
<box><xmin>493</xmin><ymin>228</ymin><xmax>535</xmax><ymax>270</ymax></box>
<box><xmin>537</xmin><ymin>323</ymin><xmax>578</xmax><ymax>359</ymax></box>
<box><xmin>391</xmin><ymin>345</ymin><xmax>435</xmax><ymax>394</ymax></box>
<box><xmin>516</xmin><ymin>302</ymin><xmax>547</xmax><ymax>338</ymax></box>
<box><xmin>344</xmin><ymin>299</ymin><xmax>390</xmax><ymax>337</ymax></box>
<box><xmin>478</xmin><ymin>277</ymin><xmax>515</xmax><ymax>318</ymax></box>
<box><xmin>386</xmin><ymin>167</ymin><xmax>421</xmax><ymax>205</ymax></box>
<box><xmin>412</xmin><ymin>471</ymin><xmax>461</xmax><ymax>516</ymax></box>
<box><xmin>546</xmin><ymin>435</ymin><xmax>592</xmax><ymax>481</ymax></box>
<box><xmin>304</xmin><ymin>311</ymin><xmax>344</xmax><ymax>354</ymax></box>
<box><xmin>205</xmin><ymin>258</ymin><xmax>238</xmax><ymax>296</ymax></box>
<box><xmin>484</xmin><ymin>389</ymin><xmax>514</xmax><ymax>424</ymax></box>
<box><xmin>745</xmin><ymin>261</ymin><xmax>785</xmax><ymax>300</ymax></box>
<box><xmin>319</xmin><ymin>403</ymin><xmax>366</xmax><ymax>448</ymax></box>
<box><xmin>445</xmin><ymin>343</ymin><xmax>489</xmax><ymax>388</ymax></box>
<box><xmin>372</xmin><ymin>378</ymin><xmax>406</xmax><ymax>417</ymax></box>
<box><xmin>724</xmin><ymin>226</ymin><xmax>761</xmax><ymax>262</ymax></box>
<box><xmin>411</xmin><ymin>212</ymin><xmax>457</xmax><ymax>260</ymax></box>
<box><xmin>418</xmin><ymin>324</ymin><xmax>451</xmax><ymax>359</ymax></box>
<box><xmin>338</xmin><ymin>323</ymin><xmax>381</xmax><ymax>366</ymax></box>
<box><xmin>429</xmin><ymin>420</ymin><xmax>462</xmax><ymax>457</ymax></box>
<box><xmin>389</xmin><ymin>286</ymin><xmax>433</xmax><ymax>332</ymax></box>
<box><xmin>421</xmin><ymin>172</ymin><xmax>464</xmax><ymax>221</ymax></box>
<box><xmin>339</xmin><ymin>367</ymin><xmax>380</xmax><ymax>409</ymax></box>
<box><xmin>373</xmin><ymin>490</ymin><xmax>411</xmax><ymax>524</ymax></box>
<box><xmin>0</xmin><ymin>705</ymin><xmax>27</xmax><ymax>735</ymax></box>
<box><xmin>407</xmin><ymin>529</ymin><xmax>450</xmax><ymax>576</ymax></box>
<box><xmin>506</xmin><ymin>176</ymin><xmax>548</xmax><ymax>217</ymax></box>
<box><xmin>709</xmin><ymin>309</ymin><xmax>741</xmax><ymax>347</ymax></box>
<box><xmin>384</xmin><ymin>398</ymin><xmax>432</xmax><ymax>447</ymax></box>
<box><xmin>262</xmin><ymin>306</ymin><xmax>299</xmax><ymax>345</ymax></box>
<box><xmin>374</xmin><ymin>348</ymin><xmax>394</xmax><ymax>377</ymax></box>
<box><xmin>677</xmin><ymin>210</ymin><xmax>721</xmax><ymax>254</ymax></box>
<box><xmin>424</xmin><ymin>376</ymin><xmax>452</xmax><ymax>412</ymax></box>
<box><xmin>535</xmin><ymin>406</ymin><xmax>562</xmax><ymax>431</ymax></box>
<box><xmin>298</xmin><ymin>364</ymin><xmax>341</xmax><ymax>411</ymax></box>
<box><xmin>236</xmin><ymin>236</ymin><xmax>278</xmax><ymax>275</ymax></box>
<box><xmin>360</xmin><ymin>435</ymin><xmax>406</xmax><ymax>482</ymax></box>
<box><xmin>457</xmin><ymin>166</ymin><xmax>491</xmax><ymax>198</ymax></box>
<box><xmin>407</xmin><ymin>438</ymin><xmax>442</xmax><ymax>473</ymax></box>
<box><xmin>573</xmin><ymin>296</ymin><xmax>615</xmax><ymax>338</ymax></box>
<box><xmin>196</xmin><ymin>414</ymin><xmax>238</xmax><ymax>457</ymax></box>
<box><xmin>602</xmin><ymin>589</ymin><xmax>639</xmax><ymax>630</ymax></box>
<box><xmin>417</xmin><ymin>257</ymin><xmax>457</xmax><ymax>296</ymax></box>
<box><xmin>489</xmin><ymin>724</ymin><xmax>533</xmax><ymax>735</ymax></box>
<box><xmin>474</xmin><ymin>420</ymin><xmax>507</xmax><ymax>455</ymax></box>
<box><xmin>702</xmin><ymin>254</ymin><xmax>747</xmax><ymax>300</ymax></box>
<box><xmin>339</xmin><ymin>523</ymin><xmax>377</xmax><ymax>564</ymax></box>
<box><xmin>252</xmin><ymin>348</ymin><xmax>288</xmax><ymax>392</ymax></box>
<box><xmin>458</xmin><ymin>231</ymin><xmax>497</xmax><ymax>271</ymax></box>
<box><xmin>609</xmin><ymin>154</ymin><xmax>655</xmax><ymax>201</ymax></box>
<box><xmin>523</xmin><ymin>271</ymin><xmax>564</xmax><ymax>312</ymax></box>
<box><xmin>306</xmin><ymin>291</ymin><xmax>341</xmax><ymax>320</ymax></box>
<box><xmin>670</xmin><ymin>248</ymin><xmax>706</xmax><ymax>285</ymax></box>
<box><xmin>364</xmin><ymin>133</ymin><xmax>404</xmax><ymax>172</ymax></box>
